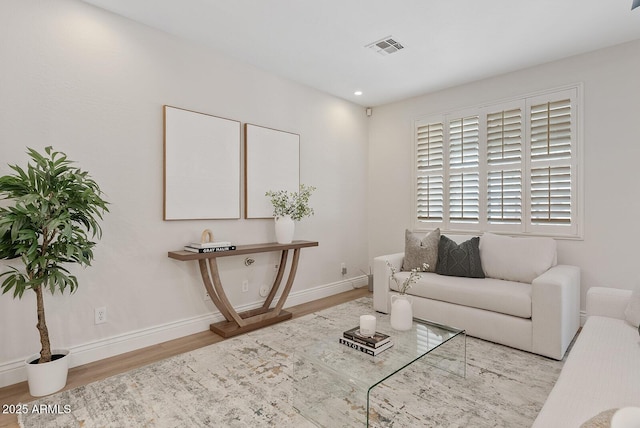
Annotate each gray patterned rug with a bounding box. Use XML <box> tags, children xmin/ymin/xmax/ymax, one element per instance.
<box><xmin>19</xmin><ymin>297</ymin><xmax>564</xmax><ymax>427</ymax></box>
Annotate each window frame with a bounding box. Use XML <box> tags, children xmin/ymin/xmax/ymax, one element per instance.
<box><xmin>412</xmin><ymin>84</ymin><xmax>584</xmax><ymax>239</ymax></box>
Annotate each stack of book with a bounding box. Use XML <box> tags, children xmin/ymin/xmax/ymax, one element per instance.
<box><xmin>339</xmin><ymin>326</ymin><xmax>393</xmax><ymax>356</ymax></box>
<box><xmin>183</xmin><ymin>241</ymin><xmax>236</xmax><ymax>253</ymax></box>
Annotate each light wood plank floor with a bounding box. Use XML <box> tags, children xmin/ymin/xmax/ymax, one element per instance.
<box><xmin>0</xmin><ymin>288</ymin><xmax>370</xmax><ymax>428</ymax></box>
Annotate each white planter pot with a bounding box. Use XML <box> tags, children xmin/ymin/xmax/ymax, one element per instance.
<box><xmin>274</xmin><ymin>215</ymin><xmax>295</xmax><ymax>244</ymax></box>
<box><xmin>25</xmin><ymin>349</ymin><xmax>70</xmax><ymax>397</ymax></box>
<box><xmin>390</xmin><ymin>294</ymin><xmax>413</xmax><ymax>331</ymax></box>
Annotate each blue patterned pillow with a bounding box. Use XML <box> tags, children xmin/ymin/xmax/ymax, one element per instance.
<box><xmin>436</xmin><ymin>235</ymin><xmax>485</xmax><ymax>278</ymax></box>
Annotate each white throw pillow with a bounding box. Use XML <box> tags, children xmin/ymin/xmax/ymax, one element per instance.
<box><xmin>624</xmin><ymin>280</ymin><xmax>640</xmax><ymax>328</ymax></box>
<box><xmin>479</xmin><ymin>232</ymin><xmax>557</xmax><ymax>283</ymax></box>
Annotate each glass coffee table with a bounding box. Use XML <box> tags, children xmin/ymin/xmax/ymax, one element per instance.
<box><xmin>292</xmin><ymin>317</ymin><xmax>466</xmax><ymax>427</ymax></box>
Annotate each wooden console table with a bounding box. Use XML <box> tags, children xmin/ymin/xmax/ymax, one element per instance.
<box><xmin>168</xmin><ymin>240</ymin><xmax>318</xmax><ymax>338</ymax></box>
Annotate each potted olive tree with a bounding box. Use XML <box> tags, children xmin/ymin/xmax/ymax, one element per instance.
<box><xmin>0</xmin><ymin>147</ymin><xmax>108</xmax><ymax>396</ymax></box>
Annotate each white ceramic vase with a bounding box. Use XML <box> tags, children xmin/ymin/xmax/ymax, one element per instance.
<box><xmin>611</xmin><ymin>407</ymin><xmax>640</xmax><ymax>428</ymax></box>
<box><xmin>25</xmin><ymin>349</ymin><xmax>70</xmax><ymax>397</ymax></box>
<box><xmin>274</xmin><ymin>215</ymin><xmax>295</xmax><ymax>244</ymax></box>
<box><xmin>390</xmin><ymin>294</ymin><xmax>413</xmax><ymax>331</ymax></box>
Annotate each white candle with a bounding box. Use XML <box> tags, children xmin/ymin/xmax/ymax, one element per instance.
<box><xmin>360</xmin><ymin>315</ymin><xmax>376</xmax><ymax>337</ymax></box>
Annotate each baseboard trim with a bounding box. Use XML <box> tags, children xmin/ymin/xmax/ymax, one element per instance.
<box><xmin>0</xmin><ymin>277</ymin><xmax>364</xmax><ymax>388</ymax></box>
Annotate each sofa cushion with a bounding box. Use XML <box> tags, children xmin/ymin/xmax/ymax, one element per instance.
<box><xmin>390</xmin><ymin>272</ymin><xmax>532</xmax><ymax>318</ymax></box>
<box><xmin>436</xmin><ymin>235</ymin><xmax>484</xmax><ymax>278</ymax></box>
<box><xmin>479</xmin><ymin>232</ymin><xmax>556</xmax><ymax>284</ymax></box>
<box><xmin>402</xmin><ymin>228</ymin><xmax>439</xmax><ymax>273</ymax></box>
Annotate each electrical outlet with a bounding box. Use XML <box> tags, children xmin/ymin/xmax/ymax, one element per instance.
<box><xmin>95</xmin><ymin>307</ymin><xmax>107</xmax><ymax>325</ymax></box>
<box><xmin>242</xmin><ymin>280</ymin><xmax>249</xmax><ymax>293</ymax></box>
<box><xmin>341</xmin><ymin>263</ymin><xmax>347</xmax><ymax>276</ymax></box>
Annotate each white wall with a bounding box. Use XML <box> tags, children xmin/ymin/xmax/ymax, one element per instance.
<box><xmin>0</xmin><ymin>0</ymin><xmax>369</xmax><ymax>385</ymax></box>
<box><xmin>369</xmin><ymin>39</ymin><xmax>640</xmax><ymax>311</ymax></box>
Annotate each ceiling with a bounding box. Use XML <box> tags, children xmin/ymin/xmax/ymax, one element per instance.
<box><xmin>81</xmin><ymin>0</ymin><xmax>640</xmax><ymax>107</ymax></box>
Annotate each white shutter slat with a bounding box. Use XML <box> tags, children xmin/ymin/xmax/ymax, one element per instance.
<box><xmin>486</xmin><ymin>107</ymin><xmax>523</xmax><ymax>225</ymax></box>
<box><xmin>450</xmin><ymin>116</ymin><xmax>480</xmax><ymax>168</ymax></box>
<box><xmin>530</xmin><ymin>99</ymin><xmax>572</xmax><ymax>162</ymax></box>
<box><xmin>529</xmin><ymin>97</ymin><xmax>573</xmax><ymax>226</ymax></box>
<box><xmin>487</xmin><ymin>109</ymin><xmax>522</xmax><ymax>166</ymax></box>
<box><xmin>530</xmin><ymin>166</ymin><xmax>572</xmax><ymax>224</ymax></box>
<box><xmin>450</xmin><ymin>172</ymin><xmax>479</xmax><ymax>222</ymax></box>
<box><xmin>416</xmin><ymin>121</ymin><xmax>444</xmax><ymax>221</ymax></box>
<box><xmin>416</xmin><ymin>175</ymin><xmax>444</xmax><ymax>221</ymax></box>
<box><xmin>487</xmin><ymin>169</ymin><xmax>522</xmax><ymax>224</ymax></box>
<box><xmin>449</xmin><ymin>114</ymin><xmax>480</xmax><ymax>223</ymax></box>
<box><xmin>417</xmin><ymin>122</ymin><xmax>444</xmax><ymax>170</ymax></box>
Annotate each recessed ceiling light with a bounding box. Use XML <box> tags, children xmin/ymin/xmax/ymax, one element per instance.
<box><xmin>354</xmin><ymin>91</ymin><xmax>363</xmax><ymax>96</ymax></box>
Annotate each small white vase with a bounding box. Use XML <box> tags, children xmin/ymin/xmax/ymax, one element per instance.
<box><xmin>611</xmin><ymin>407</ymin><xmax>640</xmax><ymax>428</ymax></box>
<box><xmin>390</xmin><ymin>294</ymin><xmax>413</xmax><ymax>331</ymax></box>
<box><xmin>274</xmin><ymin>215</ymin><xmax>295</xmax><ymax>244</ymax></box>
<box><xmin>25</xmin><ymin>349</ymin><xmax>70</xmax><ymax>397</ymax></box>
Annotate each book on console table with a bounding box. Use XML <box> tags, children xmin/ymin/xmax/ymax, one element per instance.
<box><xmin>339</xmin><ymin>337</ymin><xmax>394</xmax><ymax>356</ymax></box>
<box><xmin>183</xmin><ymin>245</ymin><xmax>236</xmax><ymax>253</ymax></box>
<box><xmin>343</xmin><ymin>326</ymin><xmax>391</xmax><ymax>348</ymax></box>
<box><xmin>188</xmin><ymin>241</ymin><xmax>233</xmax><ymax>249</ymax></box>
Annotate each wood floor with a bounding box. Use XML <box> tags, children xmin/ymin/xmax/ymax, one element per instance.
<box><xmin>0</xmin><ymin>288</ymin><xmax>370</xmax><ymax>428</ymax></box>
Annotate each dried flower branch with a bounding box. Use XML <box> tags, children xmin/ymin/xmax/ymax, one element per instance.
<box><xmin>386</xmin><ymin>261</ymin><xmax>429</xmax><ymax>295</ymax></box>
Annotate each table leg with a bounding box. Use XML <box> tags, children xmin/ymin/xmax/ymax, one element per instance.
<box><xmin>201</xmin><ymin>249</ymin><xmax>303</xmax><ymax>338</ymax></box>
<box><xmin>198</xmin><ymin>259</ymin><xmax>235</xmax><ymax>322</ymax></box>
<box><xmin>262</xmin><ymin>250</ymin><xmax>288</xmax><ymax>311</ymax></box>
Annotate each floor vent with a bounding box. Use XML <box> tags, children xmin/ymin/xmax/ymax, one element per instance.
<box><xmin>365</xmin><ymin>36</ymin><xmax>405</xmax><ymax>56</ymax></box>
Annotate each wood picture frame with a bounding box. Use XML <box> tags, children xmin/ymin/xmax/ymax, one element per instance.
<box><xmin>163</xmin><ymin>105</ymin><xmax>241</xmax><ymax>220</ymax></box>
<box><xmin>244</xmin><ymin>123</ymin><xmax>300</xmax><ymax>219</ymax></box>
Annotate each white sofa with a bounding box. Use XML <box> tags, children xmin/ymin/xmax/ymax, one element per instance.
<box><xmin>373</xmin><ymin>233</ymin><xmax>581</xmax><ymax>360</ymax></box>
<box><xmin>532</xmin><ymin>287</ymin><xmax>640</xmax><ymax>427</ymax></box>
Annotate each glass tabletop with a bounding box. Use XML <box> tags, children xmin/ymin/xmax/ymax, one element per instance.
<box><xmin>302</xmin><ymin>317</ymin><xmax>464</xmax><ymax>390</ymax></box>
<box><xmin>293</xmin><ymin>316</ymin><xmax>466</xmax><ymax>427</ymax></box>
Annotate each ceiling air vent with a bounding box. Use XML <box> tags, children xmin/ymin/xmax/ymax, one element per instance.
<box><xmin>365</xmin><ymin>36</ymin><xmax>405</xmax><ymax>56</ymax></box>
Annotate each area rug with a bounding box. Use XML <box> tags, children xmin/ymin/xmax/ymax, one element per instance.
<box><xmin>19</xmin><ymin>297</ymin><xmax>565</xmax><ymax>427</ymax></box>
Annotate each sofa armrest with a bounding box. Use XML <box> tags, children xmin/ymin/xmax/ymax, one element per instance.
<box><xmin>373</xmin><ymin>253</ymin><xmax>404</xmax><ymax>313</ymax></box>
<box><xmin>531</xmin><ymin>264</ymin><xmax>581</xmax><ymax>360</ymax></box>
<box><xmin>586</xmin><ymin>287</ymin><xmax>631</xmax><ymax>320</ymax></box>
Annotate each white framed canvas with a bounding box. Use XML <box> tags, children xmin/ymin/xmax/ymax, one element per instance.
<box><xmin>163</xmin><ymin>105</ymin><xmax>241</xmax><ymax>220</ymax></box>
<box><xmin>244</xmin><ymin>123</ymin><xmax>300</xmax><ymax>219</ymax></box>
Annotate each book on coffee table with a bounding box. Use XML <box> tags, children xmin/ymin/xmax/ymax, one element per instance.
<box><xmin>343</xmin><ymin>326</ymin><xmax>391</xmax><ymax>348</ymax></box>
<box><xmin>339</xmin><ymin>337</ymin><xmax>394</xmax><ymax>356</ymax></box>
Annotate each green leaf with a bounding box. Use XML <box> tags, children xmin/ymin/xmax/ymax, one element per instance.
<box><xmin>0</xmin><ymin>147</ymin><xmax>108</xmax><ymax>300</ymax></box>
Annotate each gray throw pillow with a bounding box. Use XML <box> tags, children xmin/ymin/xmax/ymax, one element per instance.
<box><xmin>436</xmin><ymin>235</ymin><xmax>485</xmax><ymax>278</ymax></box>
<box><xmin>402</xmin><ymin>228</ymin><xmax>439</xmax><ymax>272</ymax></box>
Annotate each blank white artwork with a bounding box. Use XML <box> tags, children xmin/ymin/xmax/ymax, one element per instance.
<box><xmin>245</xmin><ymin>124</ymin><xmax>300</xmax><ymax>219</ymax></box>
<box><xmin>164</xmin><ymin>106</ymin><xmax>241</xmax><ymax>220</ymax></box>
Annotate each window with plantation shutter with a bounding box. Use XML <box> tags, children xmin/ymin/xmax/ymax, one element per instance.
<box><xmin>529</xmin><ymin>97</ymin><xmax>573</xmax><ymax>226</ymax></box>
<box><xmin>530</xmin><ymin>166</ymin><xmax>571</xmax><ymax>224</ymax></box>
<box><xmin>449</xmin><ymin>172</ymin><xmax>479</xmax><ymax>222</ymax></box>
<box><xmin>530</xmin><ymin>99</ymin><xmax>572</xmax><ymax>162</ymax></box>
<box><xmin>415</xmin><ymin>121</ymin><xmax>444</xmax><ymax>221</ymax></box>
<box><xmin>449</xmin><ymin>116</ymin><xmax>480</xmax><ymax>168</ymax></box>
<box><xmin>413</xmin><ymin>85</ymin><xmax>582</xmax><ymax>238</ymax></box>
<box><xmin>486</xmin><ymin>106</ymin><xmax>523</xmax><ymax>225</ymax></box>
<box><xmin>487</xmin><ymin>169</ymin><xmax>522</xmax><ymax>223</ymax></box>
<box><xmin>449</xmin><ymin>115</ymin><xmax>480</xmax><ymax>222</ymax></box>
